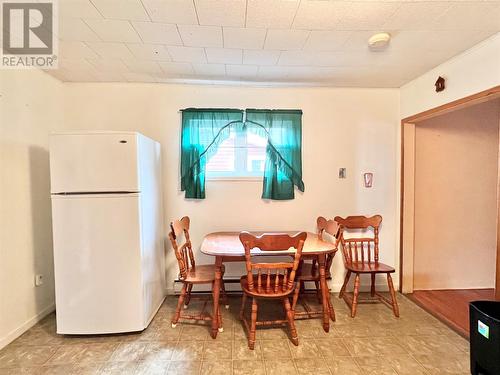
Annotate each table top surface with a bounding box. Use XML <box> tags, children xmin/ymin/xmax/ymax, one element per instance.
<box><xmin>200</xmin><ymin>231</ymin><xmax>337</xmax><ymax>256</ymax></box>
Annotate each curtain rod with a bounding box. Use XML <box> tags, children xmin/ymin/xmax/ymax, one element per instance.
<box><xmin>179</xmin><ymin>108</ymin><xmax>303</xmax><ymax>114</ymax></box>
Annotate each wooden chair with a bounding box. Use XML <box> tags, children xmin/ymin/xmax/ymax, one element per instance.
<box><xmin>334</xmin><ymin>215</ymin><xmax>399</xmax><ymax>318</ymax></box>
<box><xmin>168</xmin><ymin>216</ymin><xmax>228</xmax><ymax>331</ymax></box>
<box><xmin>239</xmin><ymin>232</ymin><xmax>306</xmax><ymax>350</ymax></box>
<box><xmin>292</xmin><ymin>217</ymin><xmax>339</xmax><ymax>321</ymax></box>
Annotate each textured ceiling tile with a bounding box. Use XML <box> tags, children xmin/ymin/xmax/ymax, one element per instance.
<box><xmin>382</xmin><ymin>2</ymin><xmax>452</xmax><ymax>31</ymax></box>
<box><xmin>132</xmin><ymin>22</ymin><xmax>182</xmax><ymax>45</ymax></box>
<box><xmin>264</xmin><ymin>29</ymin><xmax>310</xmax><ymax>50</ymax></box>
<box><xmin>85</xmin><ymin>19</ymin><xmax>142</xmax><ymax>43</ymax></box>
<box><xmin>292</xmin><ymin>1</ymin><xmax>343</xmax><ymax>30</ymax></box>
<box><xmin>246</xmin><ymin>0</ymin><xmax>299</xmax><ymax>28</ymax></box>
<box><xmin>167</xmin><ymin>46</ymin><xmax>207</xmax><ymax>63</ymax></box>
<box><xmin>342</xmin><ymin>30</ymin><xmax>379</xmax><ymax>51</ymax></box>
<box><xmin>258</xmin><ymin>66</ymin><xmax>338</xmax><ymax>81</ymax></box>
<box><xmin>195</xmin><ymin>0</ymin><xmax>246</xmax><ymax>27</ymax></box>
<box><xmin>432</xmin><ymin>3</ymin><xmax>500</xmax><ymax>31</ymax></box>
<box><xmin>142</xmin><ymin>0</ymin><xmax>198</xmax><ymax>24</ymax></box>
<box><xmin>192</xmin><ymin>63</ymin><xmax>226</xmax><ymax>75</ymax></box>
<box><xmin>243</xmin><ymin>49</ymin><xmax>280</xmax><ymax>65</ymax></box>
<box><xmin>87</xmin><ymin>58</ymin><xmax>130</xmax><ymax>72</ymax></box>
<box><xmin>223</xmin><ymin>27</ymin><xmax>267</xmax><ymax>49</ymax></box>
<box><xmin>303</xmin><ymin>31</ymin><xmax>352</xmax><ymax>51</ymax></box>
<box><xmin>127</xmin><ymin>43</ymin><xmax>171</xmax><ymax>61</ymax></box>
<box><xmin>278</xmin><ymin>50</ymin><xmax>316</xmax><ymax>66</ymax></box>
<box><xmin>124</xmin><ymin>60</ymin><xmax>163</xmax><ymax>74</ymax></box>
<box><xmin>86</xmin><ymin>41</ymin><xmax>136</xmax><ymax>59</ymax></box>
<box><xmin>60</xmin><ymin>0</ymin><xmax>103</xmax><ymax>19</ymax></box>
<box><xmin>158</xmin><ymin>62</ymin><xmax>195</xmax><ymax>75</ymax></box>
<box><xmin>178</xmin><ymin>25</ymin><xmax>223</xmax><ymax>47</ymax></box>
<box><xmin>59</xmin><ymin>18</ymin><xmax>100</xmax><ymax>42</ymax></box>
<box><xmin>59</xmin><ymin>41</ymin><xmax>100</xmax><ymax>59</ymax></box>
<box><xmin>59</xmin><ymin>58</ymin><xmax>95</xmax><ymax>71</ymax></box>
<box><xmin>225</xmin><ymin>64</ymin><xmax>258</xmax><ymax>78</ymax></box>
<box><xmin>335</xmin><ymin>2</ymin><xmax>401</xmax><ymax>31</ymax></box>
<box><xmin>205</xmin><ymin>48</ymin><xmax>242</xmax><ymax>64</ymax></box>
<box><xmin>91</xmin><ymin>0</ymin><xmax>150</xmax><ymax>21</ymax></box>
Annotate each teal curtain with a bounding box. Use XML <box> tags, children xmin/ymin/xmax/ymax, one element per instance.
<box><xmin>245</xmin><ymin>109</ymin><xmax>304</xmax><ymax>200</ymax></box>
<box><xmin>180</xmin><ymin>108</ymin><xmax>244</xmax><ymax>199</ymax></box>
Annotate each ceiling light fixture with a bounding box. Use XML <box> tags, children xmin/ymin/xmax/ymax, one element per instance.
<box><xmin>368</xmin><ymin>32</ymin><xmax>391</xmax><ymax>51</ymax></box>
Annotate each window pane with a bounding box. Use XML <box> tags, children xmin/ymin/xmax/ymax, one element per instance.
<box><xmin>206</xmin><ymin>129</ymin><xmax>267</xmax><ymax>177</ymax></box>
<box><xmin>206</xmin><ymin>130</ymin><xmax>236</xmax><ymax>173</ymax></box>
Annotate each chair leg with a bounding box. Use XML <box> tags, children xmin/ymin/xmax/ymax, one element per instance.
<box><xmin>314</xmin><ymin>281</ymin><xmax>322</xmax><ymax>304</ymax></box>
<box><xmin>249</xmin><ymin>298</ymin><xmax>258</xmax><ymax>350</ymax></box>
<box><xmin>370</xmin><ymin>274</ymin><xmax>376</xmax><ymax>297</ymax></box>
<box><xmin>339</xmin><ymin>271</ymin><xmax>351</xmax><ymax>299</ymax></box>
<box><xmin>327</xmin><ymin>295</ymin><xmax>336</xmax><ymax>322</ymax></box>
<box><xmin>220</xmin><ymin>269</ymin><xmax>230</xmax><ymax>309</ymax></box>
<box><xmin>239</xmin><ymin>293</ymin><xmax>247</xmax><ymax>321</ymax></box>
<box><xmin>184</xmin><ymin>284</ymin><xmax>193</xmax><ymax>308</ymax></box>
<box><xmin>351</xmin><ymin>273</ymin><xmax>360</xmax><ymax>318</ymax></box>
<box><xmin>172</xmin><ymin>283</ymin><xmax>187</xmax><ymax>327</ymax></box>
<box><xmin>387</xmin><ymin>273</ymin><xmax>400</xmax><ymax>318</ymax></box>
<box><xmin>221</xmin><ymin>281</ymin><xmax>229</xmax><ymax>309</ymax></box>
<box><xmin>291</xmin><ymin>281</ymin><xmax>300</xmax><ymax>314</ymax></box>
<box><xmin>283</xmin><ymin>297</ymin><xmax>299</xmax><ymax>346</ymax></box>
<box><xmin>211</xmin><ymin>282</ymin><xmax>223</xmax><ymax>333</ymax></box>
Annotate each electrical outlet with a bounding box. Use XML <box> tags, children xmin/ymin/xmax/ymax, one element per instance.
<box><xmin>35</xmin><ymin>274</ymin><xmax>44</xmax><ymax>287</ymax></box>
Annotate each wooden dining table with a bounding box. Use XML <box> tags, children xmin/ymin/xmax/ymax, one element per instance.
<box><xmin>200</xmin><ymin>231</ymin><xmax>338</xmax><ymax>339</ymax></box>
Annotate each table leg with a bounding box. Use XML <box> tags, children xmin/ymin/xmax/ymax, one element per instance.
<box><xmin>318</xmin><ymin>254</ymin><xmax>330</xmax><ymax>332</ymax></box>
<box><xmin>211</xmin><ymin>256</ymin><xmax>223</xmax><ymax>339</ymax></box>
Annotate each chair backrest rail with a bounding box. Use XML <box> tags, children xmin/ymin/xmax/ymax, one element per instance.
<box><xmin>240</xmin><ymin>231</ymin><xmax>307</xmax><ymax>294</ymax></box>
<box><xmin>335</xmin><ymin>215</ymin><xmax>382</xmax><ymax>265</ymax></box>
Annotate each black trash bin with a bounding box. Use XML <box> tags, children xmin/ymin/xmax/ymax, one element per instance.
<box><xmin>470</xmin><ymin>300</ymin><xmax>500</xmax><ymax>375</ymax></box>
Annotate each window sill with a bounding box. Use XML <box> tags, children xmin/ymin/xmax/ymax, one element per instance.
<box><xmin>206</xmin><ymin>176</ymin><xmax>263</xmax><ymax>182</ymax></box>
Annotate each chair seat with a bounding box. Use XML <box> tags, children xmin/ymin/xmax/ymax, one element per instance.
<box><xmin>182</xmin><ymin>264</ymin><xmax>225</xmax><ymax>284</ymax></box>
<box><xmin>296</xmin><ymin>262</ymin><xmax>333</xmax><ymax>281</ymax></box>
<box><xmin>240</xmin><ymin>275</ymin><xmax>295</xmax><ymax>298</ymax></box>
<box><xmin>345</xmin><ymin>261</ymin><xmax>395</xmax><ymax>273</ymax></box>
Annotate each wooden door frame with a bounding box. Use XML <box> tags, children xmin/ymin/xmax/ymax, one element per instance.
<box><xmin>400</xmin><ymin>86</ymin><xmax>500</xmax><ymax>298</ymax></box>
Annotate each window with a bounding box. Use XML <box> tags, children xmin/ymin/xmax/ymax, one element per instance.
<box><xmin>206</xmin><ymin>128</ymin><xmax>267</xmax><ymax>179</ymax></box>
<box><xmin>180</xmin><ymin>108</ymin><xmax>304</xmax><ymax>199</ymax></box>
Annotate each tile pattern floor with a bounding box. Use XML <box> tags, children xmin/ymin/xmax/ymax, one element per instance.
<box><xmin>0</xmin><ymin>293</ymin><xmax>470</xmax><ymax>374</ymax></box>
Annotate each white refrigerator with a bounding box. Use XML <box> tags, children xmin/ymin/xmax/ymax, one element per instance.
<box><xmin>49</xmin><ymin>131</ymin><xmax>165</xmax><ymax>335</ymax></box>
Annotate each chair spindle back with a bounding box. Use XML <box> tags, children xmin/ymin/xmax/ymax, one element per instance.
<box><xmin>239</xmin><ymin>232</ymin><xmax>307</xmax><ymax>295</ymax></box>
<box><xmin>334</xmin><ymin>215</ymin><xmax>382</xmax><ymax>265</ymax></box>
<box><xmin>168</xmin><ymin>216</ymin><xmax>196</xmax><ymax>280</ymax></box>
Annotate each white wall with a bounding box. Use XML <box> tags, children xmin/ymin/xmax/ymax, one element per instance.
<box><xmin>61</xmin><ymin>83</ymin><xmax>400</xmax><ymax>294</ymax></box>
<box><xmin>0</xmin><ymin>70</ymin><xmax>63</xmax><ymax>348</ymax></box>
<box><xmin>414</xmin><ymin>100</ymin><xmax>500</xmax><ymax>290</ymax></box>
<box><xmin>400</xmin><ymin>32</ymin><xmax>500</xmax><ymax>119</ymax></box>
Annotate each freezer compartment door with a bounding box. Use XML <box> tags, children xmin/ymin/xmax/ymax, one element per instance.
<box><xmin>51</xmin><ymin>194</ymin><xmax>144</xmax><ymax>334</ymax></box>
<box><xmin>50</xmin><ymin>133</ymin><xmax>139</xmax><ymax>193</ymax></box>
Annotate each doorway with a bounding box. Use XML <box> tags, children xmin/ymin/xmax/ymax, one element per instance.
<box><xmin>401</xmin><ymin>87</ymin><xmax>500</xmax><ymax>337</ymax></box>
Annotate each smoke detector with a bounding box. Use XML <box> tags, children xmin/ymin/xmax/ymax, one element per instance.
<box><xmin>368</xmin><ymin>32</ymin><xmax>391</xmax><ymax>51</ymax></box>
